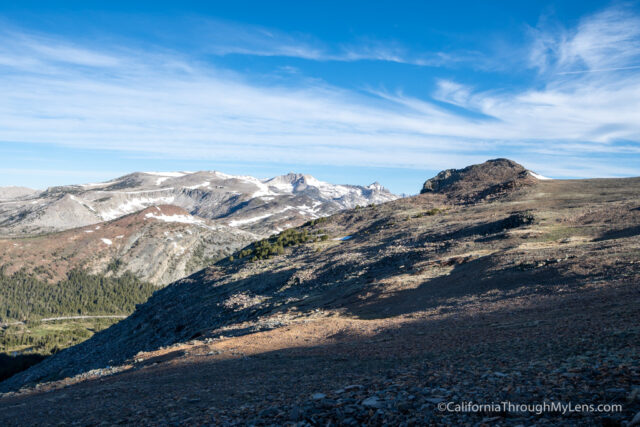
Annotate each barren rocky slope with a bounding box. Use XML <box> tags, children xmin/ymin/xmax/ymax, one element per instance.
<box><xmin>1</xmin><ymin>159</ymin><xmax>638</xmax><ymax>425</ymax></box>
<box><xmin>0</xmin><ymin>205</ymin><xmax>257</xmax><ymax>285</ymax></box>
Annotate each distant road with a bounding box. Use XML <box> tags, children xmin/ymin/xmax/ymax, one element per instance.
<box><xmin>0</xmin><ymin>321</ymin><xmax>24</xmax><ymax>327</ymax></box>
<box><xmin>40</xmin><ymin>315</ymin><xmax>128</xmax><ymax>322</ymax></box>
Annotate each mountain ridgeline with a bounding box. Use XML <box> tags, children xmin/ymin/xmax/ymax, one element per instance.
<box><xmin>0</xmin><ymin>172</ymin><xmax>396</xmax><ymax>286</ymax></box>
<box><xmin>0</xmin><ymin>171</ymin><xmax>396</xmax><ymax>237</ymax></box>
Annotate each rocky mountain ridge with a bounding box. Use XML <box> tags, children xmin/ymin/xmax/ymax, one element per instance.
<box><xmin>0</xmin><ymin>171</ymin><xmax>397</xmax><ymax>237</ymax></box>
<box><xmin>0</xmin><ymin>171</ymin><xmax>396</xmax><ymax>285</ymax></box>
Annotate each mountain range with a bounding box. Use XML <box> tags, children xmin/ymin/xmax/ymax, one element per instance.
<box><xmin>0</xmin><ymin>171</ymin><xmax>396</xmax><ymax>285</ymax></box>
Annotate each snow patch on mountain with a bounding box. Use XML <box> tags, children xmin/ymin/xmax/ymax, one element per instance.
<box><xmin>143</xmin><ymin>172</ymin><xmax>190</xmax><ymax>178</ymax></box>
<box><xmin>144</xmin><ymin>212</ymin><xmax>204</xmax><ymax>225</ymax></box>
<box><xmin>529</xmin><ymin>171</ymin><xmax>552</xmax><ymax>180</ymax></box>
<box><xmin>185</xmin><ymin>182</ymin><xmax>210</xmax><ymax>190</ymax></box>
<box><xmin>100</xmin><ymin>196</ymin><xmax>176</xmax><ymax>221</ymax></box>
<box><xmin>228</xmin><ymin>213</ymin><xmax>274</xmax><ymax>227</ymax></box>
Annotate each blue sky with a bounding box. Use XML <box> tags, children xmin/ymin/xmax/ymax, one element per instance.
<box><xmin>1</xmin><ymin>1</ymin><xmax>640</xmax><ymax>194</ymax></box>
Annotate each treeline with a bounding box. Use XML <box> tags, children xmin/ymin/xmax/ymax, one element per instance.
<box><xmin>0</xmin><ymin>268</ymin><xmax>156</xmax><ymax>321</ymax></box>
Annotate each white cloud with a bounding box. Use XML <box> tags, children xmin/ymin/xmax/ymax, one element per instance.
<box><xmin>195</xmin><ymin>18</ymin><xmax>452</xmax><ymax>66</ymax></box>
<box><xmin>0</xmin><ymin>30</ymin><xmax>121</xmax><ymax>70</ymax></box>
<box><xmin>530</xmin><ymin>5</ymin><xmax>640</xmax><ymax>74</ymax></box>
<box><xmin>0</xmin><ymin>6</ymin><xmax>639</xmax><ymax>180</ymax></box>
<box><xmin>433</xmin><ymin>80</ymin><xmax>473</xmax><ymax>107</ymax></box>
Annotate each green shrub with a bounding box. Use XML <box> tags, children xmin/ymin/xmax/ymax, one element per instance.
<box><xmin>413</xmin><ymin>208</ymin><xmax>441</xmax><ymax>218</ymax></box>
<box><xmin>303</xmin><ymin>216</ymin><xmax>328</xmax><ymax>227</ymax></box>
<box><xmin>236</xmin><ymin>227</ymin><xmax>328</xmax><ymax>262</ymax></box>
<box><xmin>106</xmin><ymin>258</ymin><xmax>123</xmax><ymax>273</ymax></box>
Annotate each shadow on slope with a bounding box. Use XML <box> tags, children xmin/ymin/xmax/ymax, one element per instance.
<box><xmin>1</xmin><ymin>281</ymin><xmax>637</xmax><ymax>425</ymax></box>
<box><xmin>0</xmin><ymin>354</ymin><xmax>48</xmax><ymax>382</ymax></box>
<box><xmin>345</xmin><ymin>256</ymin><xmax>576</xmax><ymax>320</ymax></box>
<box><xmin>0</xmin><ymin>236</ymin><xmax>585</xmax><ymax>392</ymax></box>
<box><xmin>593</xmin><ymin>225</ymin><xmax>640</xmax><ymax>242</ymax></box>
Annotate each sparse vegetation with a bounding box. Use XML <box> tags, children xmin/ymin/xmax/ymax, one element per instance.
<box><xmin>106</xmin><ymin>258</ymin><xmax>123</xmax><ymax>273</ymax></box>
<box><xmin>0</xmin><ymin>318</ymin><xmax>117</xmax><ymax>356</ymax></box>
<box><xmin>536</xmin><ymin>225</ymin><xmax>586</xmax><ymax>242</ymax></box>
<box><xmin>303</xmin><ymin>216</ymin><xmax>328</xmax><ymax>227</ymax></box>
<box><xmin>185</xmin><ymin>242</ymin><xmax>219</xmax><ymax>273</ymax></box>
<box><xmin>412</xmin><ymin>207</ymin><xmax>442</xmax><ymax>218</ymax></box>
<box><xmin>235</xmin><ymin>228</ymin><xmax>328</xmax><ymax>261</ymax></box>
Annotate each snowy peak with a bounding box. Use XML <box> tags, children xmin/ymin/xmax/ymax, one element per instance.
<box><xmin>0</xmin><ymin>170</ymin><xmax>397</xmax><ymax>237</ymax></box>
<box><xmin>366</xmin><ymin>182</ymin><xmax>384</xmax><ymax>191</ymax></box>
<box><xmin>261</xmin><ymin>173</ymin><xmax>395</xmax><ymax>206</ymax></box>
<box><xmin>263</xmin><ymin>172</ymin><xmax>317</xmax><ymax>193</ymax></box>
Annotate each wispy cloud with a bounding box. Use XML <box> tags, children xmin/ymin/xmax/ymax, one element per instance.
<box><xmin>0</xmin><ymin>6</ymin><xmax>639</xmax><ymax>180</ymax></box>
<box><xmin>195</xmin><ymin>18</ymin><xmax>462</xmax><ymax>66</ymax></box>
<box><xmin>556</xmin><ymin>64</ymin><xmax>640</xmax><ymax>74</ymax></box>
<box><xmin>529</xmin><ymin>5</ymin><xmax>640</xmax><ymax>75</ymax></box>
<box><xmin>433</xmin><ymin>80</ymin><xmax>474</xmax><ymax>107</ymax></box>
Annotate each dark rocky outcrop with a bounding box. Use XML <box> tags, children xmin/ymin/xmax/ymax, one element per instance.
<box><xmin>420</xmin><ymin>158</ymin><xmax>536</xmax><ymax>203</ymax></box>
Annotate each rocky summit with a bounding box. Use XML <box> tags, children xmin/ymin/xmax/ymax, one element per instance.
<box><xmin>0</xmin><ymin>159</ymin><xmax>639</xmax><ymax>426</ymax></box>
<box><xmin>420</xmin><ymin>158</ymin><xmax>538</xmax><ymax>203</ymax></box>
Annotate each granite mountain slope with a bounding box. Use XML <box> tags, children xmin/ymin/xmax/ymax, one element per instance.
<box><xmin>0</xmin><ymin>172</ymin><xmax>395</xmax><ymax>285</ymax></box>
<box><xmin>0</xmin><ymin>205</ymin><xmax>257</xmax><ymax>286</ymax></box>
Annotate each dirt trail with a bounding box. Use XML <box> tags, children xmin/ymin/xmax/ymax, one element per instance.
<box><xmin>39</xmin><ymin>315</ymin><xmax>128</xmax><ymax>322</ymax></box>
